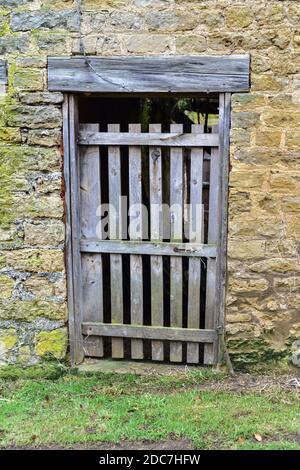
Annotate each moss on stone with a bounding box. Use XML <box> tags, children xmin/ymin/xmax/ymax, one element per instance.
<box><xmin>0</xmin><ymin>299</ymin><xmax>66</xmax><ymax>321</ymax></box>
<box><xmin>0</xmin><ymin>274</ymin><xmax>14</xmax><ymax>299</ymax></box>
<box><xmin>13</xmin><ymin>67</ymin><xmax>44</xmax><ymax>91</ymax></box>
<box><xmin>17</xmin><ymin>345</ymin><xmax>31</xmax><ymax>364</ymax></box>
<box><xmin>227</xmin><ymin>336</ymin><xmax>291</xmax><ymax>370</ymax></box>
<box><xmin>0</xmin><ymin>328</ymin><xmax>17</xmax><ymax>350</ymax></box>
<box><xmin>0</xmin><ymin>19</ymin><xmax>11</xmax><ymax>37</ymax></box>
<box><xmin>35</xmin><ymin>328</ymin><xmax>67</xmax><ymax>359</ymax></box>
<box><xmin>0</xmin><ymin>249</ymin><xmax>64</xmax><ymax>272</ymax></box>
<box><xmin>0</xmin><ymin>126</ymin><xmax>21</xmax><ymax>142</ymax></box>
<box><xmin>0</xmin><ymin>363</ymin><xmax>67</xmax><ymax>380</ymax></box>
<box><xmin>0</xmin><ymin>143</ymin><xmax>61</xmax><ymax>228</ymax></box>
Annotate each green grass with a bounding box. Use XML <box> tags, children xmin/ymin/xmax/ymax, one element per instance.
<box><xmin>0</xmin><ymin>368</ymin><xmax>299</xmax><ymax>450</ymax></box>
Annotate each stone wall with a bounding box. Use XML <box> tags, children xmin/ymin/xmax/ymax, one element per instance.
<box><xmin>0</xmin><ymin>0</ymin><xmax>299</xmax><ymax>366</ymax></box>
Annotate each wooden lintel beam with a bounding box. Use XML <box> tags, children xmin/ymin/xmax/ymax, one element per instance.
<box><xmin>48</xmin><ymin>55</ymin><xmax>250</xmax><ymax>93</ymax></box>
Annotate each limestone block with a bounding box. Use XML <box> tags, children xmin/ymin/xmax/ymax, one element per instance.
<box><xmin>108</xmin><ymin>11</ymin><xmax>143</xmax><ymax>32</ymax></box>
<box><xmin>281</xmin><ymin>196</ymin><xmax>300</xmax><ymax>213</ymax></box>
<box><xmin>250</xmin><ymin>258</ymin><xmax>300</xmax><ymax>274</ymax></box>
<box><xmin>270</xmin><ymin>171</ymin><xmax>300</xmax><ymax>193</ymax></box>
<box><xmin>20</xmin><ymin>194</ymin><xmax>64</xmax><ymax>219</ymax></box>
<box><xmin>228</xmin><ymin>277</ymin><xmax>269</xmax><ymax>294</ymax></box>
<box><xmin>231</xmin><ymin>112</ymin><xmax>260</xmax><ymax>129</ymax></box>
<box><xmin>145</xmin><ymin>10</ymin><xmax>197</xmax><ymax>32</ymax></box>
<box><xmin>274</xmin><ymin>277</ymin><xmax>300</xmax><ymax>291</ymax></box>
<box><xmin>225</xmin><ymin>6</ymin><xmax>254</xmax><ymax>29</ymax></box>
<box><xmin>286</xmin><ymin>131</ymin><xmax>300</xmax><ymax>150</ymax></box>
<box><xmin>0</xmin><ymin>300</ymin><xmax>66</xmax><ymax>321</ymax></box>
<box><xmin>0</xmin><ymin>34</ymin><xmax>31</xmax><ymax>55</ymax></box>
<box><xmin>96</xmin><ymin>36</ymin><xmax>121</xmax><ymax>55</ymax></box>
<box><xmin>255</xmin><ymin>129</ymin><xmax>282</xmax><ymax>147</ymax></box>
<box><xmin>11</xmin><ymin>10</ymin><xmax>79</xmax><ymax>32</ymax></box>
<box><xmin>251</xmin><ymin>74</ymin><xmax>285</xmax><ymax>92</ymax></box>
<box><xmin>226</xmin><ymin>313</ymin><xmax>252</xmax><ymax>323</ymax></box>
<box><xmin>0</xmin><ymin>249</ymin><xmax>64</xmax><ymax>272</ymax></box>
<box><xmin>175</xmin><ymin>35</ymin><xmax>207</xmax><ymax>53</ymax></box>
<box><xmin>262</xmin><ymin>110</ymin><xmax>300</xmax><ymax>128</ymax></box>
<box><xmin>27</xmin><ymin>129</ymin><xmax>61</xmax><ymax>147</ymax></box>
<box><xmin>6</xmin><ymin>105</ymin><xmax>62</xmax><ymax>129</ymax></box>
<box><xmin>229</xmin><ymin>216</ymin><xmax>282</xmax><ymax>238</ymax></box>
<box><xmin>19</xmin><ymin>92</ymin><xmax>64</xmax><ymax>105</ymax></box>
<box><xmin>16</xmin><ymin>57</ymin><xmax>47</xmax><ymax>69</ymax></box>
<box><xmin>229</xmin><ymin>170</ymin><xmax>265</xmax><ymax>189</ymax></box>
<box><xmin>36</xmin><ymin>32</ymin><xmax>72</xmax><ymax>54</ymax></box>
<box><xmin>24</xmin><ymin>221</ymin><xmax>64</xmax><ymax>246</ymax></box>
<box><xmin>24</xmin><ymin>274</ymin><xmax>66</xmax><ymax>298</ymax></box>
<box><xmin>230</xmin><ymin>128</ymin><xmax>251</xmax><ymax>147</ymax></box>
<box><xmin>14</xmin><ymin>69</ymin><xmax>44</xmax><ymax>92</ymax></box>
<box><xmin>228</xmin><ymin>240</ymin><xmax>265</xmax><ymax>260</ymax></box>
<box><xmin>231</xmin><ymin>94</ymin><xmax>266</xmax><ymax>111</ymax></box>
<box><xmin>124</xmin><ymin>34</ymin><xmax>171</xmax><ymax>53</ymax></box>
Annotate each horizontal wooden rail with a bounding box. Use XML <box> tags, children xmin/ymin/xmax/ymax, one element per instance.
<box><xmin>78</xmin><ymin>131</ymin><xmax>219</xmax><ymax>147</ymax></box>
<box><xmin>80</xmin><ymin>239</ymin><xmax>217</xmax><ymax>258</ymax></box>
<box><xmin>82</xmin><ymin>322</ymin><xmax>217</xmax><ymax>343</ymax></box>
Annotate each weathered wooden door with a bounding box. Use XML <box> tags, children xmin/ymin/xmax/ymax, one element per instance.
<box><xmin>64</xmin><ymin>93</ymin><xmax>230</xmax><ymax>366</ymax></box>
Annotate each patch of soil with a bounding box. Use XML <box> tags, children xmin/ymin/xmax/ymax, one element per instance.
<box><xmin>196</xmin><ymin>373</ymin><xmax>300</xmax><ymax>394</ymax></box>
<box><xmin>3</xmin><ymin>439</ymin><xmax>195</xmax><ymax>451</ymax></box>
<box><xmin>262</xmin><ymin>432</ymin><xmax>300</xmax><ymax>444</ymax></box>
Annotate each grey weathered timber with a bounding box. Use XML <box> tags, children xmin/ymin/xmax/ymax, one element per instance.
<box><xmin>78</xmin><ymin>131</ymin><xmax>219</xmax><ymax>147</ymax></box>
<box><xmin>149</xmin><ymin>124</ymin><xmax>164</xmax><ymax>361</ymax></box>
<box><xmin>214</xmin><ymin>93</ymin><xmax>231</xmax><ymax>364</ymax></box>
<box><xmin>77</xmin><ymin>360</ymin><xmax>201</xmax><ymax>375</ymax></box>
<box><xmin>129</xmin><ymin>124</ymin><xmax>143</xmax><ymax>359</ymax></box>
<box><xmin>204</xmin><ymin>125</ymin><xmax>220</xmax><ymax>365</ymax></box>
<box><xmin>0</xmin><ymin>60</ymin><xmax>7</xmax><ymax>86</ymax></box>
<box><xmin>108</xmin><ymin>124</ymin><xmax>124</xmax><ymax>358</ymax></box>
<box><xmin>187</xmin><ymin>125</ymin><xmax>204</xmax><ymax>364</ymax></box>
<box><xmin>80</xmin><ymin>123</ymin><xmax>103</xmax><ymax>358</ymax></box>
<box><xmin>48</xmin><ymin>55</ymin><xmax>250</xmax><ymax>93</ymax></box>
<box><xmin>65</xmin><ymin>91</ymin><xmax>231</xmax><ymax>366</ymax></box>
<box><xmin>63</xmin><ymin>95</ymin><xmax>76</xmax><ymax>366</ymax></box>
<box><xmin>170</xmin><ymin>124</ymin><xmax>183</xmax><ymax>363</ymax></box>
<box><xmin>82</xmin><ymin>323</ymin><xmax>217</xmax><ymax>343</ymax></box>
<box><xmin>69</xmin><ymin>95</ymin><xmax>84</xmax><ymax>364</ymax></box>
<box><xmin>80</xmin><ymin>239</ymin><xmax>217</xmax><ymax>258</ymax></box>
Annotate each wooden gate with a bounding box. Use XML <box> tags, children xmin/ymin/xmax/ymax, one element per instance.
<box><xmin>63</xmin><ymin>93</ymin><xmax>230</xmax><ymax>366</ymax></box>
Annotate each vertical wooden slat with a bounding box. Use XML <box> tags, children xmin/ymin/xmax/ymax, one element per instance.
<box><xmin>204</xmin><ymin>124</ymin><xmax>220</xmax><ymax>365</ymax></box>
<box><xmin>108</xmin><ymin>123</ymin><xmax>123</xmax><ymax>358</ymax></box>
<box><xmin>187</xmin><ymin>124</ymin><xmax>204</xmax><ymax>364</ymax></box>
<box><xmin>170</xmin><ymin>123</ymin><xmax>183</xmax><ymax>363</ymax></box>
<box><xmin>68</xmin><ymin>94</ymin><xmax>84</xmax><ymax>364</ymax></box>
<box><xmin>63</xmin><ymin>94</ymin><xmax>76</xmax><ymax>366</ymax></box>
<box><xmin>215</xmin><ymin>92</ymin><xmax>231</xmax><ymax>364</ymax></box>
<box><xmin>149</xmin><ymin>124</ymin><xmax>164</xmax><ymax>361</ymax></box>
<box><xmin>129</xmin><ymin>123</ymin><xmax>143</xmax><ymax>359</ymax></box>
<box><xmin>80</xmin><ymin>123</ymin><xmax>103</xmax><ymax>357</ymax></box>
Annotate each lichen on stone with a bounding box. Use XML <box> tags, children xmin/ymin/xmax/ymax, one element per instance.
<box><xmin>35</xmin><ymin>328</ymin><xmax>67</xmax><ymax>359</ymax></box>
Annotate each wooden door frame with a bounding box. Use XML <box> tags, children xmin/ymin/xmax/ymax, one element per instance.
<box><xmin>62</xmin><ymin>92</ymin><xmax>231</xmax><ymax>366</ymax></box>
<box><xmin>52</xmin><ymin>54</ymin><xmax>249</xmax><ymax>364</ymax></box>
